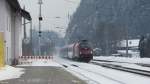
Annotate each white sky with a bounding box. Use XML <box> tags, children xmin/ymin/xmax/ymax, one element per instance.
<box><xmin>18</xmin><ymin>0</ymin><xmax>81</xmax><ymax>37</ymax></box>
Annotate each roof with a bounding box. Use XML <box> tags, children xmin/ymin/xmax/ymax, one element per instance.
<box><xmin>20</xmin><ymin>9</ymin><xmax>32</xmax><ymax>21</ymax></box>
<box><xmin>6</xmin><ymin>0</ymin><xmax>31</xmax><ymax>21</ymax></box>
<box><xmin>7</xmin><ymin>0</ymin><xmax>20</xmax><ymax>11</ymax></box>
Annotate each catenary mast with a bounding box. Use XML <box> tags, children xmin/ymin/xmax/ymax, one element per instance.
<box><xmin>38</xmin><ymin>0</ymin><xmax>43</xmax><ymax>56</ymax></box>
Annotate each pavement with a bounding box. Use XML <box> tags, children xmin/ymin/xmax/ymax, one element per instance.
<box><xmin>0</xmin><ymin>66</ymin><xmax>87</xmax><ymax>84</ymax></box>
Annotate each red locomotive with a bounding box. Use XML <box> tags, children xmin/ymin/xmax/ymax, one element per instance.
<box><xmin>60</xmin><ymin>40</ymin><xmax>93</xmax><ymax>62</ymax></box>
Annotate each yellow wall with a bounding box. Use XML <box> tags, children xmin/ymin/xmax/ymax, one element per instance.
<box><xmin>0</xmin><ymin>32</ymin><xmax>4</xmax><ymax>68</ymax></box>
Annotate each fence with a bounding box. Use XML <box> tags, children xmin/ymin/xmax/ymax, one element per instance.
<box><xmin>18</xmin><ymin>56</ymin><xmax>53</xmax><ymax>65</ymax></box>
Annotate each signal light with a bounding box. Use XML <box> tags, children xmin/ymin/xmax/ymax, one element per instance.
<box><xmin>39</xmin><ymin>17</ymin><xmax>43</xmax><ymax>21</ymax></box>
<box><xmin>39</xmin><ymin>31</ymin><xmax>42</xmax><ymax>33</ymax></box>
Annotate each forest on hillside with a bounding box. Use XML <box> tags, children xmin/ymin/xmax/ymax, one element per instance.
<box><xmin>65</xmin><ymin>0</ymin><xmax>150</xmax><ymax>55</ymax></box>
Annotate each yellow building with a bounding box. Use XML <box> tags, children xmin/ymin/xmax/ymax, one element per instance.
<box><xmin>0</xmin><ymin>0</ymin><xmax>31</xmax><ymax>65</ymax></box>
<box><xmin>0</xmin><ymin>32</ymin><xmax>4</xmax><ymax>68</ymax></box>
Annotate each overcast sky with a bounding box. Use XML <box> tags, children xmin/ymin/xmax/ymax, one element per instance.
<box><xmin>18</xmin><ymin>0</ymin><xmax>81</xmax><ymax>37</ymax></box>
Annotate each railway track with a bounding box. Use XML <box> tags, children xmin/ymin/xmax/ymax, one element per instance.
<box><xmin>93</xmin><ymin>59</ymin><xmax>150</xmax><ymax>68</ymax></box>
<box><xmin>61</xmin><ymin>63</ymin><xmax>126</xmax><ymax>84</ymax></box>
<box><xmin>137</xmin><ymin>63</ymin><xmax>150</xmax><ymax>68</ymax></box>
<box><xmin>91</xmin><ymin>61</ymin><xmax>150</xmax><ymax>77</ymax></box>
<box><xmin>56</xmin><ymin>58</ymin><xmax>150</xmax><ymax>84</ymax></box>
<box><xmin>61</xmin><ymin>64</ymin><xmax>100</xmax><ymax>84</ymax></box>
<box><xmin>93</xmin><ymin>59</ymin><xmax>133</xmax><ymax>64</ymax></box>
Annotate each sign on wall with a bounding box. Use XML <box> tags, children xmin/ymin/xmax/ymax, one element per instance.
<box><xmin>0</xmin><ymin>32</ymin><xmax>4</xmax><ymax>68</ymax></box>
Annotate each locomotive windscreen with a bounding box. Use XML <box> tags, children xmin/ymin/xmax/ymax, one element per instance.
<box><xmin>79</xmin><ymin>40</ymin><xmax>91</xmax><ymax>48</ymax></box>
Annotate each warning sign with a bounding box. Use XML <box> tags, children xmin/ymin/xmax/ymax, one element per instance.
<box><xmin>0</xmin><ymin>32</ymin><xmax>4</xmax><ymax>68</ymax></box>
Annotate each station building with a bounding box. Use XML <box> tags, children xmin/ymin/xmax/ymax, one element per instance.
<box><xmin>117</xmin><ymin>39</ymin><xmax>140</xmax><ymax>57</ymax></box>
<box><xmin>0</xmin><ymin>0</ymin><xmax>31</xmax><ymax>67</ymax></box>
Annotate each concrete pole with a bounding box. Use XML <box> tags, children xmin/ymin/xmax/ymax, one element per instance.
<box><xmin>23</xmin><ymin>6</ymin><xmax>27</xmax><ymax>39</ymax></box>
<box><xmin>38</xmin><ymin>0</ymin><xmax>43</xmax><ymax>56</ymax></box>
<box><xmin>30</xmin><ymin>20</ymin><xmax>33</xmax><ymax>55</ymax></box>
<box><xmin>126</xmin><ymin>27</ymin><xmax>129</xmax><ymax>57</ymax></box>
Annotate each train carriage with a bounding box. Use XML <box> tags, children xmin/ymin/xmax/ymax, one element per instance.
<box><xmin>60</xmin><ymin>40</ymin><xmax>93</xmax><ymax>62</ymax></box>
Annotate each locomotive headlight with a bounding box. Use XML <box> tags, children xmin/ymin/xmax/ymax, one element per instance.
<box><xmin>80</xmin><ymin>52</ymin><xmax>82</xmax><ymax>54</ymax></box>
<box><xmin>91</xmin><ymin>51</ymin><xmax>93</xmax><ymax>54</ymax></box>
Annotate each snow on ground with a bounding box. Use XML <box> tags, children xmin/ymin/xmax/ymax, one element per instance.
<box><xmin>93</xmin><ymin>56</ymin><xmax>150</xmax><ymax>74</ymax></box>
<box><xmin>73</xmin><ymin>62</ymin><xmax>150</xmax><ymax>84</ymax></box>
<box><xmin>94</xmin><ymin>61</ymin><xmax>150</xmax><ymax>72</ymax></box>
<box><xmin>54</xmin><ymin>55</ymin><xmax>150</xmax><ymax>84</ymax></box>
<box><xmin>5</xmin><ymin>52</ymin><xmax>150</xmax><ymax>84</ymax></box>
<box><xmin>93</xmin><ymin>56</ymin><xmax>150</xmax><ymax>64</ymax></box>
<box><xmin>0</xmin><ymin>65</ymin><xmax>25</xmax><ymax>81</ymax></box>
<box><xmin>31</xmin><ymin>60</ymin><xmax>62</xmax><ymax>67</ymax></box>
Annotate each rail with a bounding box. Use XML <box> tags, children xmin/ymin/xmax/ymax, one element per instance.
<box><xmin>91</xmin><ymin>61</ymin><xmax>150</xmax><ymax>77</ymax></box>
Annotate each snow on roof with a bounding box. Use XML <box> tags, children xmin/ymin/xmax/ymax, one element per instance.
<box><xmin>117</xmin><ymin>50</ymin><xmax>139</xmax><ymax>54</ymax></box>
<box><xmin>93</xmin><ymin>48</ymin><xmax>101</xmax><ymax>51</ymax></box>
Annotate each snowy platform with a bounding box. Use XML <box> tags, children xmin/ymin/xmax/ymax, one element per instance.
<box><xmin>0</xmin><ymin>65</ymin><xmax>25</xmax><ymax>81</ymax></box>
<box><xmin>0</xmin><ymin>60</ymin><xmax>87</xmax><ymax>84</ymax></box>
<box><xmin>0</xmin><ymin>66</ymin><xmax>87</xmax><ymax>84</ymax></box>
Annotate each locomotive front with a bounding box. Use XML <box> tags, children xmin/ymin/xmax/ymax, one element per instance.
<box><xmin>78</xmin><ymin>40</ymin><xmax>93</xmax><ymax>62</ymax></box>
